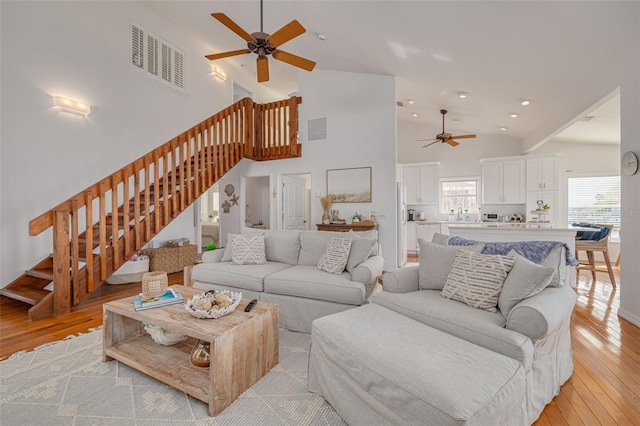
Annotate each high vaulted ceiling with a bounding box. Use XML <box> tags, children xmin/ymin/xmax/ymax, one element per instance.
<box><xmin>146</xmin><ymin>1</ymin><xmax>638</xmax><ymax>144</ymax></box>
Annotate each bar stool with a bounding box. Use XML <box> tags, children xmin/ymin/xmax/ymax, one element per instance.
<box><xmin>575</xmin><ymin>224</ymin><xmax>616</xmax><ymax>288</ymax></box>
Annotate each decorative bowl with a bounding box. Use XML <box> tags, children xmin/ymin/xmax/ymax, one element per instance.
<box><xmin>185</xmin><ymin>290</ymin><xmax>242</xmax><ymax>319</ymax></box>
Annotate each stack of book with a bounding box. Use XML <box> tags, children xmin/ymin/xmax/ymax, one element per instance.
<box><xmin>133</xmin><ymin>288</ymin><xmax>184</xmax><ymax>311</ymax></box>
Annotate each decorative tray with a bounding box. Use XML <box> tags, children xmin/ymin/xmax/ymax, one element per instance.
<box><xmin>185</xmin><ymin>290</ymin><xmax>242</xmax><ymax>319</ymax></box>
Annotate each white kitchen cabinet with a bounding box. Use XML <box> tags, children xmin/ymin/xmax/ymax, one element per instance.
<box><xmin>526</xmin><ymin>158</ymin><xmax>557</xmax><ymax>191</ymax></box>
<box><xmin>407</xmin><ymin>222</ymin><xmax>417</xmax><ymax>253</ymax></box>
<box><xmin>526</xmin><ymin>191</ymin><xmax>557</xmax><ymax>224</ymax></box>
<box><xmin>403</xmin><ymin>164</ymin><xmax>438</xmax><ymax>205</ymax></box>
<box><xmin>416</xmin><ymin>223</ymin><xmax>441</xmax><ymax>250</ymax></box>
<box><xmin>481</xmin><ymin>159</ymin><xmax>526</xmax><ymax>204</ymax></box>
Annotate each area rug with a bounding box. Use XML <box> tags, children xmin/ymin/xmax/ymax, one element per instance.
<box><xmin>0</xmin><ymin>328</ymin><xmax>346</xmax><ymax>425</ymax></box>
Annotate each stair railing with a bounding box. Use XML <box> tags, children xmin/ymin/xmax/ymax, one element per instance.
<box><xmin>27</xmin><ymin>96</ymin><xmax>301</xmax><ymax>316</ymax></box>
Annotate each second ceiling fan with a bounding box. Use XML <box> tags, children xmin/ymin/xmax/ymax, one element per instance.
<box><xmin>416</xmin><ymin>109</ymin><xmax>476</xmax><ymax>148</ymax></box>
<box><xmin>205</xmin><ymin>0</ymin><xmax>316</xmax><ymax>83</ymax></box>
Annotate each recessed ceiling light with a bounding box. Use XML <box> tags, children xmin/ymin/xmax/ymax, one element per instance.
<box><xmin>500</xmin><ymin>127</ymin><xmax>508</xmax><ymax>131</ymax></box>
<box><xmin>521</xmin><ymin>100</ymin><xmax>531</xmax><ymax>106</ymax></box>
<box><xmin>412</xmin><ymin>113</ymin><xmax>419</xmax><ymax>117</ymax></box>
<box><xmin>407</xmin><ymin>100</ymin><xmax>414</xmax><ymax>104</ymax></box>
<box><xmin>457</xmin><ymin>91</ymin><xmax>469</xmax><ymax>99</ymax></box>
<box><xmin>510</xmin><ymin>113</ymin><xmax>519</xmax><ymax>118</ymax></box>
<box><xmin>451</xmin><ymin>119</ymin><xmax>459</xmax><ymax>123</ymax></box>
<box><xmin>316</xmin><ymin>32</ymin><xmax>326</xmax><ymax>41</ymax></box>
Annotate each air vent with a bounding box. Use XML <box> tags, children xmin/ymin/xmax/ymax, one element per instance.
<box><xmin>581</xmin><ymin>116</ymin><xmax>597</xmax><ymax>122</ymax></box>
<box><xmin>397</xmin><ymin>101</ymin><xmax>404</xmax><ymax>107</ymax></box>
<box><xmin>130</xmin><ymin>20</ymin><xmax>186</xmax><ymax>93</ymax></box>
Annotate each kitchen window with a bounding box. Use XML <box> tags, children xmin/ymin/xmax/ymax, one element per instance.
<box><xmin>568</xmin><ymin>175</ymin><xmax>620</xmax><ymax>240</ymax></box>
<box><xmin>439</xmin><ymin>178</ymin><xmax>479</xmax><ymax>214</ymax></box>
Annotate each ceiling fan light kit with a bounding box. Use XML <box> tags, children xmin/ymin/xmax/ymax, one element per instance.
<box><xmin>415</xmin><ymin>109</ymin><xmax>476</xmax><ymax>148</ymax></box>
<box><xmin>205</xmin><ymin>0</ymin><xmax>316</xmax><ymax>83</ymax></box>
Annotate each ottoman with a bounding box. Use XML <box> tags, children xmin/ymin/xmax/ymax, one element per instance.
<box><xmin>308</xmin><ymin>304</ymin><xmax>528</xmax><ymax>425</ymax></box>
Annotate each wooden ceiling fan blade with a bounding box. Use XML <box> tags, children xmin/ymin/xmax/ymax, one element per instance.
<box><xmin>451</xmin><ymin>134</ymin><xmax>476</xmax><ymax>139</ymax></box>
<box><xmin>447</xmin><ymin>140</ymin><xmax>460</xmax><ymax>147</ymax></box>
<box><xmin>272</xmin><ymin>50</ymin><xmax>316</xmax><ymax>71</ymax></box>
<box><xmin>211</xmin><ymin>13</ymin><xmax>255</xmax><ymax>42</ymax></box>
<box><xmin>205</xmin><ymin>49</ymin><xmax>251</xmax><ymax>61</ymax></box>
<box><xmin>422</xmin><ymin>140</ymin><xmax>440</xmax><ymax>148</ymax></box>
<box><xmin>257</xmin><ymin>56</ymin><xmax>270</xmax><ymax>83</ymax></box>
<box><xmin>267</xmin><ymin>20</ymin><xmax>306</xmax><ymax>47</ymax></box>
<box><xmin>415</xmin><ymin>138</ymin><xmax>437</xmax><ymax>142</ymax></box>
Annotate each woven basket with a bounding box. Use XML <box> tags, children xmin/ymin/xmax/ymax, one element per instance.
<box><xmin>141</xmin><ymin>271</ymin><xmax>168</xmax><ymax>298</ymax></box>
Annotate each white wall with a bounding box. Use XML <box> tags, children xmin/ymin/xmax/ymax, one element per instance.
<box><xmin>222</xmin><ymin>69</ymin><xmax>398</xmax><ymax>270</ymax></box>
<box><xmin>0</xmin><ymin>1</ymin><xmax>251</xmax><ymax>285</ymax></box>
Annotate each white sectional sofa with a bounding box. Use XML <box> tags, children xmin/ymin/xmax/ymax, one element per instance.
<box><xmin>188</xmin><ymin>229</ymin><xmax>384</xmax><ymax>333</ymax></box>
<box><xmin>309</xmin><ymin>237</ymin><xmax>578</xmax><ymax>425</ymax></box>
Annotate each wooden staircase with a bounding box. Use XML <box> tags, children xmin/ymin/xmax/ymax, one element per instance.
<box><xmin>0</xmin><ymin>96</ymin><xmax>302</xmax><ymax>320</ymax></box>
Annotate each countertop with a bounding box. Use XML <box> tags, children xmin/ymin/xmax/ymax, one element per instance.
<box><xmin>446</xmin><ymin>223</ymin><xmax>592</xmax><ymax>231</ymax></box>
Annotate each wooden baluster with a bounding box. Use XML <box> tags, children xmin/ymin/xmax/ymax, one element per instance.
<box><xmin>122</xmin><ymin>169</ymin><xmax>131</xmax><ymax>259</ymax></box>
<box><xmin>163</xmin><ymin>145</ymin><xmax>170</xmax><ymax>226</ymax></box>
<box><xmin>85</xmin><ymin>191</ymin><xmax>94</xmax><ymax>291</ymax></box>
<box><xmin>133</xmin><ymin>160</ymin><xmax>142</xmax><ymax>250</ymax></box>
<box><xmin>225</xmin><ymin>108</ymin><xmax>231</xmax><ymax>169</ymax></box>
<box><xmin>289</xmin><ymin>97</ymin><xmax>299</xmax><ymax>156</ymax></box>
<box><xmin>111</xmin><ymin>175</ymin><xmax>120</xmax><ymax>271</ymax></box>
<box><xmin>206</xmin><ymin>119</ymin><xmax>213</xmax><ymax>187</ymax></box>
<box><xmin>52</xmin><ymin>209</ymin><xmax>71</xmax><ymax>316</ymax></box>
<box><xmin>153</xmin><ymin>149</ymin><xmax>161</xmax><ymax>233</ymax></box>
<box><xmin>221</xmin><ymin>114</ymin><xmax>228</xmax><ymax>172</ymax></box>
<box><xmin>70</xmin><ymin>199</ymin><xmax>81</xmax><ymax>305</ymax></box>
<box><xmin>186</xmin><ymin>131</ymin><xmax>193</xmax><ymax>205</ymax></box>
<box><xmin>200</xmin><ymin>124</ymin><xmax>206</xmax><ymax>192</ymax></box>
<box><xmin>143</xmin><ymin>155</ymin><xmax>152</xmax><ymax>242</ymax></box>
<box><xmin>171</xmin><ymin>139</ymin><xmax>179</xmax><ymax>219</ymax></box>
<box><xmin>246</xmin><ymin>99</ymin><xmax>254</xmax><ymax>159</ymax></box>
<box><xmin>193</xmin><ymin>129</ymin><xmax>200</xmax><ymax>198</ymax></box>
<box><xmin>99</xmin><ymin>182</ymin><xmax>108</xmax><ymax>280</ymax></box>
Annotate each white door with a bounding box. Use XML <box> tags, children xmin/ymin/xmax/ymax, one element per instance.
<box><xmin>282</xmin><ymin>175</ymin><xmax>306</xmax><ymax>230</ymax></box>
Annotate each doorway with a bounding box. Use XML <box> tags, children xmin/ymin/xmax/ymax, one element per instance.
<box><xmin>244</xmin><ymin>176</ymin><xmax>270</xmax><ymax>229</ymax></box>
<box><xmin>280</xmin><ymin>173</ymin><xmax>311</xmax><ymax>230</ymax></box>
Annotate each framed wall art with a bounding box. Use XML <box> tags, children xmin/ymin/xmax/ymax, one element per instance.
<box><xmin>326</xmin><ymin>167</ymin><xmax>372</xmax><ymax>203</ymax></box>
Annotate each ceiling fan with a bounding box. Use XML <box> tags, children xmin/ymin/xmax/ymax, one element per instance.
<box><xmin>416</xmin><ymin>109</ymin><xmax>476</xmax><ymax>148</ymax></box>
<box><xmin>205</xmin><ymin>0</ymin><xmax>316</xmax><ymax>83</ymax></box>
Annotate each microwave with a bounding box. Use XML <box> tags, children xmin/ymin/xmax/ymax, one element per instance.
<box><xmin>483</xmin><ymin>213</ymin><xmax>499</xmax><ymax>222</ymax></box>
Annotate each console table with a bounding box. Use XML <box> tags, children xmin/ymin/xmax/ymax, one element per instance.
<box><xmin>316</xmin><ymin>222</ymin><xmax>378</xmax><ymax>232</ymax></box>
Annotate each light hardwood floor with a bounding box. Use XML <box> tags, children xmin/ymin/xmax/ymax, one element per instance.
<box><xmin>1</xmin><ymin>266</ymin><xmax>638</xmax><ymax>424</ymax></box>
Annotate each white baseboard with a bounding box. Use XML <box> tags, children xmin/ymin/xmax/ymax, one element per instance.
<box><xmin>618</xmin><ymin>308</ymin><xmax>640</xmax><ymax>328</ymax></box>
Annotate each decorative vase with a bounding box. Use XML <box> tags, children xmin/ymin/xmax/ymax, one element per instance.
<box><xmin>190</xmin><ymin>340</ymin><xmax>211</xmax><ymax>367</ymax></box>
<box><xmin>322</xmin><ymin>214</ymin><xmax>329</xmax><ymax>224</ymax></box>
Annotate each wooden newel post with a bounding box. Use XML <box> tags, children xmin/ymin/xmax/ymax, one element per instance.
<box><xmin>53</xmin><ymin>209</ymin><xmax>72</xmax><ymax>316</ymax></box>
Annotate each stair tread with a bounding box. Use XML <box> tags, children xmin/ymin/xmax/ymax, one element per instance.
<box><xmin>25</xmin><ymin>269</ymin><xmax>54</xmax><ymax>280</ymax></box>
<box><xmin>0</xmin><ymin>276</ymin><xmax>52</xmax><ymax>305</ymax></box>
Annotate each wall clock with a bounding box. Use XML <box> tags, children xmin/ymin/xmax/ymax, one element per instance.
<box><xmin>622</xmin><ymin>151</ymin><xmax>638</xmax><ymax>176</ymax></box>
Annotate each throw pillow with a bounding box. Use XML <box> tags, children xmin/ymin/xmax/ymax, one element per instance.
<box><xmin>348</xmin><ymin>229</ymin><xmax>379</xmax><ymax>256</ymax></box>
<box><xmin>317</xmin><ymin>237</ymin><xmax>352</xmax><ymax>274</ymax></box>
<box><xmin>498</xmin><ymin>250</ymin><xmax>555</xmax><ymax>318</ymax></box>
<box><xmin>231</xmin><ymin>234</ymin><xmax>267</xmax><ymax>265</ymax></box>
<box><xmin>222</xmin><ymin>231</ymin><xmax>265</xmax><ymax>262</ymax></box>
<box><xmin>441</xmin><ymin>251</ymin><xmax>516</xmax><ymax>312</ymax></box>
<box><xmin>346</xmin><ymin>237</ymin><xmax>376</xmax><ymax>274</ymax></box>
<box><xmin>431</xmin><ymin>233</ymin><xmax>450</xmax><ymax>245</ymax></box>
<box><xmin>418</xmin><ymin>239</ymin><xmax>484</xmax><ymax>290</ymax></box>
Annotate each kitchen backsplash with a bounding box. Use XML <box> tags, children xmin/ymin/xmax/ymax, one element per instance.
<box><xmin>407</xmin><ymin>204</ymin><xmax>526</xmax><ymax>222</ymax></box>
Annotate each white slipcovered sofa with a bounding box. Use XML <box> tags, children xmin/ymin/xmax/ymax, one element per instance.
<box><xmin>188</xmin><ymin>229</ymin><xmax>384</xmax><ymax>333</ymax></box>
<box><xmin>309</xmin><ymin>236</ymin><xmax>578</xmax><ymax>424</ymax></box>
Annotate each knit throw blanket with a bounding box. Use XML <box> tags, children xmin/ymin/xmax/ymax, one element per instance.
<box><xmin>447</xmin><ymin>236</ymin><xmax>579</xmax><ymax>266</ymax></box>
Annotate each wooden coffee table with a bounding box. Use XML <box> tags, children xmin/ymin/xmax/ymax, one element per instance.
<box><xmin>103</xmin><ymin>285</ymin><xmax>279</xmax><ymax>416</ymax></box>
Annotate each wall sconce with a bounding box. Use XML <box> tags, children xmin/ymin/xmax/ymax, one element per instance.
<box><xmin>53</xmin><ymin>96</ymin><xmax>90</xmax><ymax>116</ymax></box>
<box><xmin>211</xmin><ymin>66</ymin><xmax>227</xmax><ymax>81</ymax></box>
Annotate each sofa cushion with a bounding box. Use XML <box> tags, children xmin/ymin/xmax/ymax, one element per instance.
<box><xmin>418</xmin><ymin>239</ymin><xmax>484</xmax><ymax>290</ymax></box>
<box><xmin>231</xmin><ymin>234</ymin><xmax>267</xmax><ymax>265</ymax></box>
<box><xmin>298</xmin><ymin>231</ymin><xmax>347</xmax><ymax>266</ymax></box>
<box><xmin>346</xmin><ymin>237</ymin><xmax>376</xmax><ymax>274</ymax></box>
<box><xmin>441</xmin><ymin>251</ymin><xmax>515</xmax><ymax>313</ymax></box>
<box><xmin>499</xmin><ymin>251</ymin><xmax>555</xmax><ymax>318</ymax></box>
<box><xmin>264</xmin><ymin>265</ymin><xmax>366</xmax><ymax>305</ymax></box>
<box><xmin>372</xmin><ymin>290</ymin><xmax>533</xmax><ymax>370</ymax></box>
<box><xmin>318</xmin><ymin>237</ymin><xmax>352</xmax><ymax>274</ymax></box>
<box><xmin>348</xmin><ymin>229</ymin><xmax>379</xmax><ymax>256</ymax></box>
<box><xmin>191</xmin><ymin>261</ymin><xmax>291</xmax><ymax>292</ymax></box>
<box><xmin>263</xmin><ymin>230</ymin><xmax>301</xmax><ymax>265</ymax></box>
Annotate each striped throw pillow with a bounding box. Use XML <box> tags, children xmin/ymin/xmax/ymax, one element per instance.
<box><xmin>317</xmin><ymin>237</ymin><xmax>352</xmax><ymax>274</ymax></box>
<box><xmin>441</xmin><ymin>251</ymin><xmax>515</xmax><ymax>312</ymax></box>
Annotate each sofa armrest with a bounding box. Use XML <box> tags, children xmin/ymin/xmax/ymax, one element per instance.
<box><xmin>381</xmin><ymin>266</ymin><xmax>420</xmax><ymax>293</ymax></box>
<box><xmin>506</xmin><ymin>284</ymin><xmax>578</xmax><ymax>340</ymax></box>
<box><xmin>351</xmin><ymin>256</ymin><xmax>384</xmax><ymax>294</ymax></box>
<box><xmin>202</xmin><ymin>249</ymin><xmax>225</xmax><ymax>263</ymax></box>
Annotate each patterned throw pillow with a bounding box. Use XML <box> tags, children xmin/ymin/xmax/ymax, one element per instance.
<box><xmin>317</xmin><ymin>237</ymin><xmax>352</xmax><ymax>274</ymax></box>
<box><xmin>231</xmin><ymin>234</ymin><xmax>267</xmax><ymax>265</ymax></box>
<box><xmin>441</xmin><ymin>251</ymin><xmax>515</xmax><ymax>312</ymax></box>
